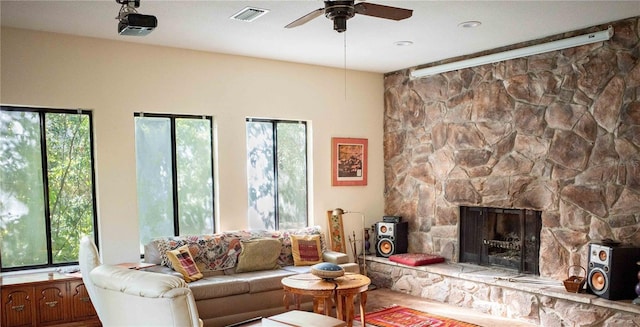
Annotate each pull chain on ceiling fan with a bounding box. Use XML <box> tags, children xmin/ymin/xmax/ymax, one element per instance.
<box><xmin>285</xmin><ymin>0</ymin><xmax>413</xmax><ymax>33</ymax></box>
<box><xmin>286</xmin><ymin>1</ymin><xmax>412</xmax><ymax>100</ymax></box>
<box><xmin>344</xmin><ymin>32</ymin><xmax>347</xmax><ymax>99</ymax></box>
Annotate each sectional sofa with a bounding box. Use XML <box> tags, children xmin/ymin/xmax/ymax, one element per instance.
<box><xmin>142</xmin><ymin>226</ymin><xmax>359</xmax><ymax>327</ymax></box>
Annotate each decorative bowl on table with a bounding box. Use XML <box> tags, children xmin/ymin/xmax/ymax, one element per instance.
<box><xmin>311</xmin><ymin>262</ymin><xmax>344</xmax><ymax>281</ymax></box>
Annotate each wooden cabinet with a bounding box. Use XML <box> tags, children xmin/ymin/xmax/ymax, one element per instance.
<box><xmin>1</xmin><ymin>272</ymin><xmax>100</xmax><ymax>327</ymax></box>
<box><xmin>68</xmin><ymin>280</ymin><xmax>96</xmax><ymax>322</ymax></box>
<box><xmin>35</xmin><ymin>282</ymin><xmax>69</xmax><ymax>326</ymax></box>
<box><xmin>2</xmin><ymin>285</ymin><xmax>34</xmax><ymax>327</ymax></box>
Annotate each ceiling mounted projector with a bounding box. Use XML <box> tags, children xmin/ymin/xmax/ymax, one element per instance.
<box><xmin>116</xmin><ymin>0</ymin><xmax>157</xmax><ymax>36</ymax></box>
<box><xmin>118</xmin><ymin>13</ymin><xmax>157</xmax><ymax>36</ymax></box>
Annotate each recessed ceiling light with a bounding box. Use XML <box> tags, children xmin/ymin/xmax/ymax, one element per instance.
<box><xmin>230</xmin><ymin>7</ymin><xmax>269</xmax><ymax>22</ymax></box>
<box><xmin>458</xmin><ymin>21</ymin><xmax>482</xmax><ymax>28</ymax></box>
<box><xmin>394</xmin><ymin>40</ymin><xmax>414</xmax><ymax>46</ymax></box>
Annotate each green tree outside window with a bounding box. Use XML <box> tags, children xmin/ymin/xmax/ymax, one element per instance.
<box><xmin>1</xmin><ymin>107</ymin><xmax>97</xmax><ymax>271</ymax></box>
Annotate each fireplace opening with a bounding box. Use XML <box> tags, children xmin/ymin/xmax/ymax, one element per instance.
<box><xmin>459</xmin><ymin>206</ymin><xmax>541</xmax><ymax>275</ymax></box>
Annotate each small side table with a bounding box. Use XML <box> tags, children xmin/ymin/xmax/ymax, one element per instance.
<box><xmin>116</xmin><ymin>262</ymin><xmax>157</xmax><ymax>270</ymax></box>
<box><xmin>281</xmin><ymin>273</ymin><xmax>370</xmax><ymax>327</ymax></box>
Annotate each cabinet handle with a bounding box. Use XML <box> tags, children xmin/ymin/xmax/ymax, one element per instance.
<box><xmin>45</xmin><ymin>300</ymin><xmax>58</xmax><ymax>307</ymax></box>
<box><xmin>12</xmin><ymin>304</ymin><xmax>25</xmax><ymax>312</ymax></box>
<box><xmin>80</xmin><ymin>297</ymin><xmax>90</xmax><ymax>302</ymax></box>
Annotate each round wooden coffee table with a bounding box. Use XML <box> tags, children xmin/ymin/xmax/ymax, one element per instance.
<box><xmin>281</xmin><ymin>272</ymin><xmax>370</xmax><ymax>327</ymax></box>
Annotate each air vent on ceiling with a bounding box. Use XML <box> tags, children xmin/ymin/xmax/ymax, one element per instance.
<box><xmin>230</xmin><ymin>7</ymin><xmax>269</xmax><ymax>22</ymax></box>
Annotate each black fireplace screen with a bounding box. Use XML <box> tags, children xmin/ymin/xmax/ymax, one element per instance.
<box><xmin>459</xmin><ymin>206</ymin><xmax>541</xmax><ymax>275</ymax></box>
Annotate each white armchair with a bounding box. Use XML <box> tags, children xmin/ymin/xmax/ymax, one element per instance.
<box><xmin>79</xmin><ymin>236</ymin><xmax>202</xmax><ymax>327</ymax></box>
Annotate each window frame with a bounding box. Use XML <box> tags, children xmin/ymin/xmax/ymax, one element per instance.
<box><xmin>245</xmin><ymin>118</ymin><xmax>309</xmax><ymax>229</ymax></box>
<box><xmin>133</xmin><ymin>112</ymin><xmax>215</xmax><ymax>240</ymax></box>
<box><xmin>0</xmin><ymin>105</ymin><xmax>99</xmax><ymax>272</ymax></box>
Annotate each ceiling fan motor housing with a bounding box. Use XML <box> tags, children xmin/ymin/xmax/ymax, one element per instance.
<box><xmin>325</xmin><ymin>1</ymin><xmax>356</xmax><ymax>32</ymax></box>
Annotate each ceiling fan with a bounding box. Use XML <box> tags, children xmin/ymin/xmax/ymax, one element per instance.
<box><xmin>285</xmin><ymin>0</ymin><xmax>413</xmax><ymax>33</ymax></box>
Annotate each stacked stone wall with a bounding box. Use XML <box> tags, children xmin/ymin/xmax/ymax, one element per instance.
<box><xmin>383</xmin><ymin>17</ymin><xmax>640</xmax><ymax>280</ymax></box>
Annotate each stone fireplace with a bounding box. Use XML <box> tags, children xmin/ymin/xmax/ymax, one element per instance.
<box><xmin>376</xmin><ymin>16</ymin><xmax>640</xmax><ymax>325</ymax></box>
<box><xmin>459</xmin><ymin>206</ymin><xmax>541</xmax><ymax>274</ymax></box>
<box><xmin>382</xmin><ymin>17</ymin><xmax>640</xmax><ymax>282</ymax></box>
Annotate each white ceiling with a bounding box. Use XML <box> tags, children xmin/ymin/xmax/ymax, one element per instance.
<box><xmin>2</xmin><ymin>1</ymin><xmax>639</xmax><ymax>73</ymax></box>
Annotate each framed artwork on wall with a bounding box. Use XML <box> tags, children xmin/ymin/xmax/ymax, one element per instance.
<box><xmin>331</xmin><ymin>137</ymin><xmax>368</xmax><ymax>186</ymax></box>
<box><xmin>327</xmin><ymin>210</ymin><xmax>347</xmax><ymax>253</ymax></box>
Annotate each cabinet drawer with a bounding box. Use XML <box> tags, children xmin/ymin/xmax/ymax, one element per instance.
<box><xmin>68</xmin><ymin>280</ymin><xmax>97</xmax><ymax>320</ymax></box>
<box><xmin>35</xmin><ymin>282</ymin><xmax>69</xmax><ymax>326</ymax></box>
<box><xmin>2</xmin><ymin>286</ymin><xmax>35</xmax><ymax>327</ymax></box>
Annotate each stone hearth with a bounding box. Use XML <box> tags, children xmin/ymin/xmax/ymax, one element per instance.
<box><xmin>383</xmin><ymin>17</ymin><xmax>640</xmax><ymax>282</ymax></box>
<box><xmin>365</xmin><ymin>256</ymin><xmax>640</xmax><ymax>326</ymax></box>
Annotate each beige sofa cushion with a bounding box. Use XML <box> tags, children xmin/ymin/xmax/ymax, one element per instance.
<box><xmin>188</xmin><ymin>276</ymin><xmax>250</xmax><ymax>300</ymax></box>
<box><xmin>187</xmin><ymin>269</ymin><xmax>298</xmax><ymax>300</ymax></box>
<box><xmin>236</xmin><ymin>238</ymin><xmax>282</xmax><ymax>273</ymax></box>
<box><xmin>322</xmin><ymin>250</ymin><xmax>349</xmax><ymax>264</ymax></box>
<box><xmin>240</xmin><ymin>270</ymin><xmax>295</xmax><ymax>293</ymax></box>
<box><xmin>144</xmin><ymin>241</ymin><xmax>163</xmax><ymax>264</ymax></box>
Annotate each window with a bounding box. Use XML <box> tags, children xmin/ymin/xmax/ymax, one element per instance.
<box><xmin>0</xmin><ymin>106</ymin><xmax>97</xmax><ymax>271</ymax></box>
<box><xmin>134</xmin><ymin>113</ymin><xmax>214</xmax><ymax>249</ymax></box>
<box><xmin>246</xmin><ymin>118</ymin><xmax>308</xmax><ymax>230</ymax></box>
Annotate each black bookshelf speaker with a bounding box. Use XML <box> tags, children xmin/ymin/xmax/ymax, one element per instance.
<box><xmin>587</xmin><ymin>243</ymin><xmax>640</xmax><ymax>300</ymax></box>
<box><xmin>375</xmin><ymin>221</ymin><xmax>408</xmax><ymax>257</ymax></box>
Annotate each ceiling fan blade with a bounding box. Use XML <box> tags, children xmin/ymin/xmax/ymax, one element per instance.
<box><xmin>354</xmin><ymin>2</ymin><xmax>412</xmax><ymax>21</ymax></box>
<box><xmin>285</xmin><ymin>8</ymin><xmax>325</xmax><ymax>28</ymax></box>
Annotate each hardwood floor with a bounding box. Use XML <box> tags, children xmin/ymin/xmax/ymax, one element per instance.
<box><xmin>354</xmin><ymin>287</ymin><xmax>537</xmax><ymax>327</ymax></box>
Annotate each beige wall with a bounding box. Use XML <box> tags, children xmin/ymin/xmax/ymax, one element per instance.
<box><xmin>1</xmin><ymin>27</ymin><xmax>385</xmax><ymax>264</ymax></box>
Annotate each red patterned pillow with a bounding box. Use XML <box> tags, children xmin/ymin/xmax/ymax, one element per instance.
<box><xmin>291</xmin><ymin>235</ymin><xmax>323</xmax><ymax>266</ymax></box>
<box><xmin>166</xmin><ymin>245</ymin><xmax>203</xmax><ymax>282</ymax></box>
<box><xmin>276</xmin><ymin>226</ymin><xmax>324</xmax><ymax>266</ymax></box>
